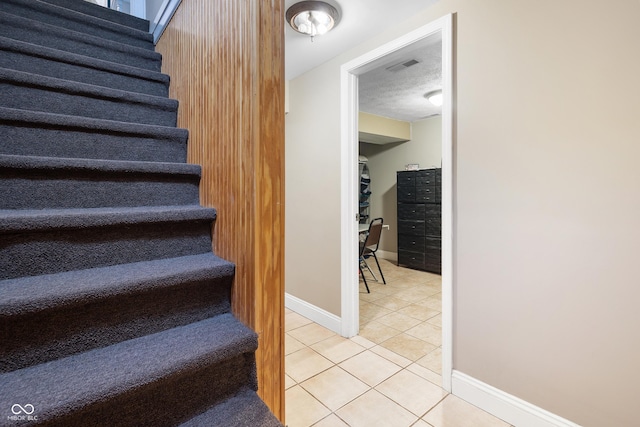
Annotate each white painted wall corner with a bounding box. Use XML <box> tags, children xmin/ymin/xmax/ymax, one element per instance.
<box><xmin>285</xmin><ymin>293</ymin><xmax>342</xmax><ymax>335</ymax></box>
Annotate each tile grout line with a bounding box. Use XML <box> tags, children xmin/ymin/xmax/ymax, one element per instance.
<box><xmin>287</xmin><ymin>260</ymin><xmax>445</xmax><ymax>426</ymax></box>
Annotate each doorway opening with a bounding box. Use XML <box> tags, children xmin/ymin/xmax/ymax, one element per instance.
<box><xmin>339</xmin><ymin>14</ymin><xmax>453</xmax><ymax>391</ymax></box>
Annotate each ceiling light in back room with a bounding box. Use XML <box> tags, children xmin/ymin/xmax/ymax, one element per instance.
<box><xmin>286</xmin><ymin>1</ymin><xmax>340</xmax><ymax>41</ymax></box>
<box><xmin>425</xmin><ymin>89</ymin><xmax>443</xmax><ymax>106</ymax></box>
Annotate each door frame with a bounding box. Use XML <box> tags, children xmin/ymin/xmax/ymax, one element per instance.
<box><xmin>339</xmin><ymin>13</ymin><xmax>453</xmax><ymax>391</ymax></box>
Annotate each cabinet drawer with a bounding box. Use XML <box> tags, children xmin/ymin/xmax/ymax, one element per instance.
<box><xmin>423</xmin><ymin>260</ymin><xmax>441</xmax><ymax>274</ymax></box>
<box><xmin>416</xmin><ymin>169</ymin><xmax>436</xmax><ymax>186</ymax></box>
<box><xmin>398</xmin><ymin>220</ymin><xmax>425</xmax><ymax>236</ymax></box>
<box><xmin>398</xmin><ymin>234</ymin><xmax>425</xmax><ymax>252</ymax></box>
<box><xmin>416</xmin><ymin>186</ymin><xmax>437</xmax><ymax>203</ymax></box>
<box><xmin>424</xmin><ymin>246</ymin><xmax>441</xmax><ymax>262</ymax></box>
<box><xmin>423</xmin><ymin>204</ymin><xmax>440</xmax><ymax>218</ymax></box>
<box><xmin>424</xmin><ymin>236</ymin><xmax>441</xmax><ymax>249</ymax></box>
<box><xmin>397</xmin><ymin>172</ymin><xmax>416</xmax><ymax>186</ymax></box>
<box><xmin>397</xmin><ymin>186</ymin><xmax>416</xmax><ymax>202</ymax></box>
<box><xmin>424</xmin><ymin>218</ymin><xmax>441</xmax><ymax>236</ymax></box>
<box><xmin>398</xmin><ymin>250</ymin><xmax>425</xmax><ymax>269</ymax></box>
<box><xmin>398</xmin><ymin>203</ymin><xmax>425</xmax><ymax>220</ymax></box>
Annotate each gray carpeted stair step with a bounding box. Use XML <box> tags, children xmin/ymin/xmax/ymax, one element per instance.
<box><xmin>38</xmin><ymin>0</ymin><xmax>150</xmax><ymax>32</ymax></box>
<box><xmin>0</xmin><ymin>107</ymin><xmax>188</xmax><ymax>163</ymax></box>
<box><xmin>0</xmin><ymin>313</ymin><xmax>259</xmax><ymax>427</ymax></box>
<box><xmin>0</xmin><ymin>36</ymin><xmax>169</xmax><ymax>97</ymax></box>
<box><xmin>0</xmin><ymin>154</ymin><xmax>201</xmax><ymax>210</ymax></box>
<box><xmin>0</xmin><ymin>253</ymin><xmax>235</xmax><ymax>373</ymax></box>
<box><xmin>179</xmin><ymin>388</ymin><xmax>284</xmax><ymax>427</ymax></box>
<box><xmin>0</xmin><ymin>67</ymin><xmax>178</xmax><ymax>126</ymax></box>
<box><xmin>0</xmin><ymin>206</ymin><xmax>216</xmax><ymax>280</ymax></box>
<box><xmin>0</xmin><ymin>11</ymin><xmax>161</xmax><ymax>71</ymax></box>
<box><xmin>0</xmin><ymin>0</ymin><xmax>153</xmax><ymax>50</ymax></box>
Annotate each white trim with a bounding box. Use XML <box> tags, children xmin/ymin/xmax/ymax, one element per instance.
<box><xmin>340</xmin><ymin>69</ymin><xmax>360</xmax><ymax>338</ymax></box>
<box><xmin>151</xmin><ymin>0</ymin><xmax>182</xmax><ymax>43</ymax></box>
<box><xmin>439</xmin><ymin>13</ymin><xmax>454</xmax><ymax>393</ymax></box>
<box><xmin>285</xmin><ymin>293</ymin><xmax>342</xmax><ymax>335</ymax></box>
<box><xmin>339</xmin><ymin>14</ymin><xmax>454</xmax><ymax>391</ymax></box>
<box><xmin>452</xmin><ymin>371</ymin><xmax>583</xmax><ymax>427</ymax></box>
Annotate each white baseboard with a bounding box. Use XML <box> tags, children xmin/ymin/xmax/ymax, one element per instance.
<box><xmin>285</xmin><ymin>293</ymin><xmax>342</xmax><ymax>335</ymax></box>
<box><xmin>452</xmin><ymin>371</ymin><xmax>582</xmax><ymax>427</ymax></box>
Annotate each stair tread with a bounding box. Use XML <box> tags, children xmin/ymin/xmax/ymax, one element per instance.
<box><xmin>0</xmin><ymin>67</ymin><xmax>177</xmax><ymax>110</ymax></box>
<box><xmin>0</xmin><ymin>106</ymin><xmax>187</xmax><ymax>139</ymax></box>
<box><xmin>0</xmin><ymin>0</ymin><xmax>153</xmax><ymax>47</ymax></box>
<box><xmin>0</xmin><ymin>36</ymin><xmax>169</xmax><ymax>84</ymax></box>
<box><xmin>0</xmin><ymin>253</ymin><xmax>233</xmax><ymax>317</ymax></box>
<box><xmin>0</xmin><ymin>153</ymin><xmax>202</xmax><ymax>210</ymax></box>
<box><xmin>180</xmin><ymin>388</ymin><xmax>283</xmax><ymax>427</ymax></box>
<box><xmin>0</xmin><ymin>205</ymin><xmax>216</xmax><ymax>234</ymax></box>
<box><xmin>0</xmin><ymin>10</ymin><xmax>161</xmax><ymax>61</ymax></box>
<box><xmin>0</xmin><ymin>313</ymin><xmax>257</xmax><ymax>419</ymax></box>
<box><xmin>0</xmin><ymin>153</ymin><xmax>200</xmax><ymax>177</ymax></box>
<box><xmin>0</xmin><ymin>107</ymin><xmax>188</xmax><ymax>163</ymax></box>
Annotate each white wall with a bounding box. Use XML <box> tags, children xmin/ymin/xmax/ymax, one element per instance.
<box><xmin>285</xmin><ymin>67</ymin><xmax>343</xmax><ymax>316</ymax></box>
<box><xmin>285</xmin><ymin>0</ymin><xmax>640</xmax><ymax>425</ymax></box>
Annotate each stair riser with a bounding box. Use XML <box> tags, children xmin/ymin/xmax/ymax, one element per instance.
<box><xmin>0</xmin><ymin>47</ymin><xmax>169</xmax><ymax>97</ymax></box>
<box><xmin>0</xmin><ymin>121</ymin><xmax>187</xmax><ymax>163</ymax></box>
<box><xmin>178</xmin><ymin>388</ymin><xmax>283</xmax><ymax>427</ymax></box>
<box><xmin>0</xmin><ymin>14</ymin><xmax>161</xmax><ymax>72</ymax></box>
<box><xmin>0</xmin><ymin>221</ymin><xmax>214</xmax><ymax>280</ymax></box>
<box><xmin>0</xmin><ymin>0</ymin><xmax>153</xmax><ymax>50</ymax></box>
<box><xmin>1</xmin><ymin>275</ymin><xmax>234</xmax><ymax>373</ymax></box>
<box><xmin>0</xmin><ymin>172</ymin><xmax>200</xmax><ymax>209</ymax></box>
<box><xmin>46</xmin><ymin>354</ymin><xmax>257</xmax><ymax>427</ymax></box>
<box><xmin>0</xmin><ymin>81</ymin><xmax>177</xmax><ymax>127</ymax></box>
<box><xmin>37</xmin><ymin>0</ymin><xmax>150</xmax><ymax>32</ymax></box>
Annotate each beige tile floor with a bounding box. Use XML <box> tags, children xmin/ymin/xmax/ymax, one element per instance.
<box><xmin>285</xmin><ymin>258</ymin><xmax>512</xmax><ymax>427</ymax></box>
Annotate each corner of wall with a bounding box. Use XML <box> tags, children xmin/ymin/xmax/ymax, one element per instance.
<box><xmin>285</xmin><ymin>292</ymin><xmax>342</xmax><ymax>335</ymax></box>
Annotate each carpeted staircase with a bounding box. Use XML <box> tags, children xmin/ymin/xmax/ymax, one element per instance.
<box><xmin>0</xmin><ymin>0</ymin><xmax>282</xmax><ymax>425</ymax></box>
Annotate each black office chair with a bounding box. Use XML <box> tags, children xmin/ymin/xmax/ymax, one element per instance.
<box><xmin>359</xmin><ymin>217</ymin><xmax>386</xmax><ymax>293</ymax></box>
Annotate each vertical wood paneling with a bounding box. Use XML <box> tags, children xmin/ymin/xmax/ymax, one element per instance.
<box><xmin>156</xmin><ymin>0</ymin><xmax>284</xmax><ymax>420</ymax></box>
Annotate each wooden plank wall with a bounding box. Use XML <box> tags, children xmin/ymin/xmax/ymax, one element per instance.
<box><xmin>155</xmin><ymin>0</ymin><xmax>285</xmax><ymax>420</ymax></box>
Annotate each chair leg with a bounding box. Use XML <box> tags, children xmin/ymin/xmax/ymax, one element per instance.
<box><xmin>359</xmin><ymin>263</ymin><xmax>370</xmax><ymax>293</ymax></box>
<box><xmin>372</xmin><ymin>253</ymin><xmax>386</xmax><ymax>284</ymax></box>
<box><xmin>362</xmin><ymin>258</ymin><xmax>378</xmax><ymax>282</ymax></box>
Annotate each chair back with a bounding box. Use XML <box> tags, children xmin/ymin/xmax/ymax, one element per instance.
<box><xmin>361</xmin><ymin>218</ymin><xmax>383</xmax><ymax>255</ymax></box>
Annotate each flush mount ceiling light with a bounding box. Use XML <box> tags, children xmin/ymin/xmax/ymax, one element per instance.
<box><xmin>425</xmin><ymin>89</ymin><xmax>443</xmax><ymax>107</ymax></box>
<box><xmin>286</xmin><ymin>1</ymin><xmax>340</xmax><ymax>41</ymax></box>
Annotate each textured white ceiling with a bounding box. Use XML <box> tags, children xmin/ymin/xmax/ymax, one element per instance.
<box><xmin>284</xmin><ymin>0</ymin><xmax>442</xmax><ymax>123</ymax></box>
<box><xmin>358</xmin><ymin>33</ymin><xmax>442</xmax><ymax>123</ymax></box>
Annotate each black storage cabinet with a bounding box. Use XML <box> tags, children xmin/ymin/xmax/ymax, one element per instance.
<box><xmin>396</xmin><ymin>168</ymin><xmax>441</xmax><ymax>273</ymax></box>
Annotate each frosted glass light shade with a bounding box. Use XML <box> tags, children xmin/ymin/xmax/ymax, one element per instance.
<box><xmin>286</xmin><ymin>1</ymin><xmax>339</xmax><ymax>37</ymax></box>
<box><xmin>425</xmin><ymin>90</ymin><xmax>443</xmax><ymax>106</ymax></box>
